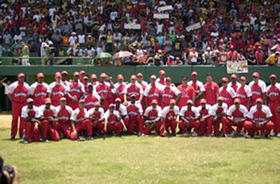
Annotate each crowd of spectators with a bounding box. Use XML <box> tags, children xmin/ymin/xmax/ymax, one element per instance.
<box><xmin>0</xmin><ymin>0</ymin><xmax>280</xmax><ymax>65</ymax></box>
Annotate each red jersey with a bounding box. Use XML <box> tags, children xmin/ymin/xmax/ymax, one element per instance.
<box><xmin>48</xmin><ymin>82</ymin><xmax>66</xmax><ymax>107</ymax></box>
<box><xmin>127</xmin><ymin>103</ymin><xmax>143</xmax><ymax>118</ymax></box>
<box><xmin>236</xmin><ymin>85</ymin><xmax>252</xmax><ymax>106</ymax></box>
<box><xmin>249</xmin><ymin>80</ymin><xmax>267</xmax><ymax>105</ymax></box>
<box><xmin>56</xmin><ymin>105</ymin><xmax>73</xmax><ymax>124</ymax></box>
<box><xmin>219</xmin><ymin>86</ymin><xmax>236</xmax><ymax>107</ymax></box>
<box><xmin>161</xmin><ymin>85</ymin><xmax>181</xmax><ymax>107</ymax></box>
<box><xmin>204</xmin><ymin>82</ymin><xmax>219</xmax><ymax>105</ymax></box>
<box><xmin>177</xmin><ymin>84</ymin><xmax>195</xmax><ymax>108</ymax></box>
<box><xmin>8</xmin><ymin>81</ymin><xmax>30</xmax><ymax>103</ymax></box>
<box><xmin>95</xmin><ymin>82</ymin><xmax>111</xmax><ymax>99</ymax></box>
<box><xmin>124</xmin><ymin>83</ymin><xmax>143</xmax><ymax>101</ymax></box>
<box><xmin>144</xmin><ymin>84</ymin><xmax>161</xmax><ymax>106</ymax></box>
<box><xmin>113</xmin><ymin>82</ymin><xmax>126</xmax><ymax>102</ymax></box>
<box><xmin>84</xmin><ymin>93</ymin><xmax>100</xmax><ymax>110</ymax></box>
<box><xmin>144</xmin><ymin>106</ymin><xmax>162</xmax><ymax>121</ymax></box>
<box><xmin>29</xmin><ymin>82</ymin><xmax>48</xmax><ymax>106</ymax></box>
<box><xmin>267</xmin><ymin>84</ymin><xmax>280</xmax><ymax>105</ymax></box>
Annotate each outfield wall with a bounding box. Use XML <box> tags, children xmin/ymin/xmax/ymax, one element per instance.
<box><xmin>0</xmin><ymin>65</ymin><xmax>279</xmax><ymax>83</ymax></box>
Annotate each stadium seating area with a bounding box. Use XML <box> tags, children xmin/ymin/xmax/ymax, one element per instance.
<box><xmin>0</xmin><ymin>0</ymin><xmax>280</xmax><ymax>65</ymax></box>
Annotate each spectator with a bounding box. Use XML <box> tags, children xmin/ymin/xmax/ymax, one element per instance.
<box><xmin>0</xmin><ymin>78</ymin><xmax>11</xmax><ymax>112</ymax></box>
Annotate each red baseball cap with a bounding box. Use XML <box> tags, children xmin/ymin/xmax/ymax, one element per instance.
<box><xmin>45</xmin><ymin>98</ymin><xmax>51</xmax><ymax>104</ymax></box>
<box><xmin>26</xmin><ymin>98</ymin><xmax>33</xmax><ymax>103</ymax></box>
<box><xmin>170</xmin><ymin>99</ymin><xmax>176</xmax><ymax>104</ymax></box>
<box><xmin>118</xmin><ymin>74</ymin><xmax>124</xmax><ymax>80</ymax></box>
<box><xmin>17</xmin><ymin>73</ymin><xmax>25</xmax><ymax>78</ymax></box>
<box><xmin>270</xmin><ymin>74</ymin><xmax>277</xmax><ymax>79</ymax></box>
<box><xmin>166</xmin><ymin>77</ymin><xmax>172</xmax><ymax>82</ymax></box>
<box><xmin>100</xmin><ymin>73</ymin><xmax>107</xmax><ymax>78</ymax></box>
<box><xmin>200</xmin><ymin>99</ymin><xmax>206</xmax><ymax>104</ymax></box>
<box><xmin>252</xmin><ymin>72</ymin><xmax>259</xmax><ymax>78</ymax></box>
<box><xmin>60</xmin><ymin>97</ymin><xmax>66</xmax><ymax>102</ymax></box>
<box><xmin>231</xmin><ymin>74</ymin><xmax>237</xmax><ymax>79</ymax></box>
<box><xmin>192</xmin><ymin>71</ymin><xmax>198</xmax><ymax>76</ymax></box>
<box><xmin>83</xmin><ymin>76</ymin><xmax>88</xmax><ymax>80</ymax></box>
<box><xmin>130</xmin><ymin>75</ymin><xmax>136</xmax><ymax>80</ymax></box>
<box><xmin>73</xmin><ymin>72</ymin><xmax>79</xmax><ymax>77</ymax></box>
<box><xmin>151</xmin><ymin>99</ymin><xmax>158</xmax><ymax>105</ymax></box>
<box><xmin>150</xmin><ymin>75</ymin><xmax>156</xmax><ymax>80</ymax></box>
<box><xmin>37</xmin><ymin>73</ymin><xmax>44</xmax><ymax>79</ymax></box>
<box><xmin>221</xmin><ymin>77</ymin><xmax>229</xmax><ymax>82</ymax></box>
<box><xmin>256</xmin><ymin>98</ymin><xmax>263</xmax><ymax>103</ymax></box>
<box><xmin>218</xmin><ymin>96</ymin><xmax>224</xmax><ymax>101</ymax></box>
<box><xmin>94</xmin><ymin>102</ymin><xmax>101</xmax><ymax>107</ymax></box>
<box><xmin>79</xmin><ymin>70</ymin><xmax>85</xmax><ymax>75</ymax></box>
<box><xmin>115</xmin><ymin>98</ymin><xmax>121</xmax><ymax>102</ymax></box>
<box><xmin>61</xmin><ymin>71</ymin><xmax>68</xmax><ymax>75</ymax></box>
<box><xmin>240</xmin><ymin>76</ymin><xmax>246</xmax><ymax>81</ymax></box>
<box><xmin>187</xmin><ymin>100</ymin><xmax>193</xmax><ymax>104</ymax></box>
<box><xmin>55</xmin><ymin>72</ymin><xmax>61</xmax><ymax>78</ymax></box>
<box><xmin>91</xmin><ymin>74</ymin><xmax>97</xmax><ymax>79</ymax></box>
<box><xmin>159</xmin><ymin>70</ymin><xmax>165</xmax><ymax>75</ymax></box>
<box><xmin>109</xmin><ymin>104</ymin><xmax>115</xmax><ymax>108</ymax></box>
<box><xmin>137</xmin><ymin>73</ymin><xmax>143</xmax><ymax>78</ymax></box>
<box><xmin>234</xmin><ymin>98</ymin><xmax>241</xmax><ymax>104</ymax></box>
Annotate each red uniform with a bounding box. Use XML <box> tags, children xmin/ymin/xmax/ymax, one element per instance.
<box><xmin>71</xmin><ymin>108</ymin><xmax>92</xmax><ymax>139</ymax></box>
<box><xmin>156</xmin><ymin>78</ymin><xmax>166</xmax><ymax>86</ymax></box>
<box><xmin>197</xmin><ymin>104</ymin><xmax>212</xmax><ymax>135</ymax></box>
<box><xmin>29</xmin><ymin>82</ymin><xmax>48</xmax><ymax>107</ymax></box>
<box><xmin>9</xmin><ymin>81</ymin><xmax>30</xmax><ymax>138</ymax></box>
<box><xmin>39</xmin><ymin>105</ymin><xmax>59</xmax><ymax>141</ymax></box>
<box><xmin>56</xmin><ymin>105</ymin><xmax>74</xmax><ymax>139</ymax></box>
<box><xmin>143</xmin><ymin>106</ymin><xmax>162</xmax><ymax>135</ymax></box>
<box><xmin>204</xmin><ymin>82</ymin><xmax>219</xmax><ymax>105</ymax></box>
<box><xmin>188</xmin><ymin>80</ymin><xmax>205</xmax><ymax>106</ymax></box>
<box><xmin>84</xmin><ymin>93</ymin><xmax>100</xmax><ymax>110</ymax></box>
<box><xmin>161</xmin><ymin>106</ymin><xmax>180</xmax><ymax>136</ymax></box>
<box><xmin>179</xmin><ymin>106</ymin><xmax>200</xmax><ymax>134</ymax></box>
<box><xmin>95</xmin><ymin>82</ymin><xmax>113</xmax><ymax>109</ymax></box>
<box><xmin>67</xmin><ymin>81</ymin><xmax>84</xmax><ymax>110</ymax></box>
<box><xmin>87</xmin><ymin>108</ymin><xmax>105</xmax><ymax>135</ymax></box>
<box><xmin>244</xmin><ymin>105</ymin><xmax>274</xmax><ymax>136</ymax></box>
<box><xmin>209</xmin><ymin>103</ymin><xmax>228</xmax><ymax>136</ymax></box>
<box><xmin>21</xmin><ymin>105</ymin><xmax>40</xmax><ymax>141</ymax></box>
<box><xmin>104</xmin><ymin>110</ymin><xmax>123</xmax><ymax>135</ymax></box>
<box><xmin>126</xmin><ymin>102</ymin><xmax>144</xmax><ymax>134</ymax></box>
<box><xmin>228</xmin><ymin>82</ymin><xmax>241</xmax><ymax>92</ymax></box>
<box><xmin>124</xmin><ymin>83</ymin><xmax>143</xmax><ymax>101</ymax></box>
<box><xmin>161</xmin><ymin>85</ymin><xmax>181</xmax><ymax>108</ymax></box>
<box><xmin>266</xmin><ymin>83</ymin><xmax>280</xmax><ymax>134</ymax></box>
<box><xmin>144</xmin><ymin>84</ymin><xmax>161</xmax><ymax>106</ymax></box>
<box><xmin>226</xmin><ymin>104</ymin><xmax>248</xmax><ymax>133</ymax></box>
<box><xmin>48</xmin><ymin>82</ymin><xmax>66</xmax><ymax>107</ymax></box>
<box><xmin>236</xmin><ymin>85</ymin><xmax>252</xmax><ymax>107</ymax></box>
<box><xmin>249</xmin><ymin>80</ymin><xmax>266</xmax><ymax>105</ymax></box>
<box><xmin>177</xmin><ymin>84</ymin><xmax>195</xmax><ymax>108</ymax></box>
<box><xmin>113</xmin><ymin>82</ymin><xmax>126</xmax><ymax>102</ymax></box>
<box><xmin>219</xmin><ymin>86</ymin><xmax>236</xmax><ymax>107</ymax></box>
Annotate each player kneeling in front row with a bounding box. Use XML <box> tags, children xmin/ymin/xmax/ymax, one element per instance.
<box><xmin>197</xmin><ymin>99</ymin><xmax>212</xmax><ymax>136</ymax></box>
<box><xmin>71</xmin><ymin>99</ymin><xmax>93</xmax><ymax>140</ymax></box>
<box><xmin>104</xmin><ymin>104</ymin><xmax>127</xmax><ymax>136</ymax></box>
<box><xmin>179</xmin><ymin>100</ymin><xmax>200</xmax><ymax>137</ymax></box>
<box><xmin>142</xmin><ymin>100</ymin><xmax>162</xmax><ymax>135</ymax></box>
<box><xmin>39</xmin><ymin>98</ymin><xmax>60</xmax><ymax>141</ymax></box>
<box><xmin>244</xmin><ymin>98</ymin><xmax>274</xmax><ymax>138</ymax></box>
<box><xmin>21</xmin><ymin>98</ymin><xmax>41</xmax><ymax>144</ymax></box>
<box><xmin>161</xmin><ymin>99</ymin><xmax>179</xmax><ymax>136</ymax></box>
<box><xmin>226</xmin><ymin>98</ymin><xmax>248</xmax><ymax>137</ymax></box>
<box><xmin>87</xmin><ymin>102</ymin><xmax>105</xmax><ymax>136</ymax></box>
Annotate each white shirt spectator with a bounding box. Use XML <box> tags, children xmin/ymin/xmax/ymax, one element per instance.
<box><xmin>78</xmin><ymin>34</ymin><xmax>85</xmax><ymax>45</ymax></box>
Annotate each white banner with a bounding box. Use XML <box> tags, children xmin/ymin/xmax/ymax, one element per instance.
<box><xmin>153</xmin><ymin>13</ymin><xmax>169</xmax><ymax>19</ymax></box>
<box><xmin>158</xmin><ymin>5</ymin><xmax>173</xmax><ymax>12</ymax></box>
<box><xmin>227</xmin><ymin>60</ymin><xmax>248</xmax><ymax>74</ymax></box>
<box><xmin>186</xmin><ymin>23</ymin><xmax>201</xmax><ymax>32</ymax></box>
<box><xmin>124</xmin><ymin>24</ymin><xmax>141</xmax><ymax>30</ymax></box>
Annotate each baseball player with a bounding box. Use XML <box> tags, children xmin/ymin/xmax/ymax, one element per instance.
<box><xmin>126</xmin><ymin>95</ymin><xmax>144</xmax><ymax>135</ymax></box>
<box><xmin>48</xmin><ymin>72</ymin><xmax>66</xmax><ymax>107</ymax></box>
<box><xmin>123</xmin><ymin>75</ymin><xmax>143</xmax><ymax>105</ymax></box>
<box><xmin>177</xmin><ymin>76</ymin><xmax>196</xmax><ymax>108</ymax></box>
<box><xmin>197</xmin><ymin>99</ymin><xmax>212</xmax><ymax>136</ymax></box>
<box><xmin>236</xmin><ymin>76</ymin><xmax>252</xmax><ymax>107</ymax></box>
<box><xmin>39</xmin><ymin>98</ymin><xmax>60</xmax><ymax>141</ymax></box>
<box><xmin>29</xmin><ymin>73</ymin><xmax>48</xmax><ymax>107</ymax></box>
<box><xmin>104</xmin><ymin>104</ymin><xmax>127</xmax><ymax>136</ymax></box>
<box><xmin>160</xmin><ymin>99</ymin><xmax>180</xmax><ymax>136</ymax></box>
<box><xmin>70</xmin><ymin>99</ymin><xmax>93</xmax><ymax>140</ymax></box>
<box><xmin>144</xmin><ymin>75</ymin><xmax>162</xmax><ymax>107</ymax></box>
<box><xmin>188</xmin><ymin>71</ymin><xmax>205</xmax><ymax>106</ymax></box>
<box><xmin>21</xmin><ymin>98</ymin><xmax>41</xmax><ymax>144</ymax></box>
<box><xmin>87</xmin><ymin>102</ymin><xmax>105</xmax><ymax>135</ymax></box>
<box><xmin>219</xmin><ymin>77</ymin><xmax>236</xmax><ymax>107</ymax></box>
<box><xmin>209</xmin><ymin>97</ymin><xmax>228</xmax><ymax>136</ymax></box>
<box><xmin>244</xmin><ymin>98</ymin><xmax>274</xmax><ymax>138</ymax></box>
<box><xmin>84</xmin><ymin>84</ymin><xmax>100</xmax><ymax>110</ymax></box>
<box><xmin>179</xmin><ymin>100</ymin><xmax>200</xmax><ymax>137</ymax></box>
<box><xmin>9</xmin><ymin>73</ymin><xmax>30</xmax><ymax>140</ymax></box>
<box><xmin>95</xmin><ymin>73</ymin><xmax>114</xmax><ymax>109</ymax></box>
<box><xmin>136</xmin><ymin>73</ymin><xmax>148</xmax><ymax>91</ymax></box>
<box><xmin>226</xmin><ymin>98</ymin><xmax>248</xmax><ymax>136</ymax></box>
<box><xmin>266</xmin><ymin>74</ymin><xmax>280</xmax><ymax>136</ymax></box>
<box><xmin>67</xmin><ymin>72</ymin><xmax>85</xmax><ymax>110</ymax></box>
<box><xmin>160</xmin><ymin>77</ymin><xmax>181</xmax><ymax>108</ymax></box>
<box><xmin>249</xmin><ymin>72</ymin><xmax>266</xmax><ymax>105</ymax></box>
<box><xmin>228</xmin><ymin>74</ymin><xmax>241</xmax><ymax>92</ymax></box>
<box><xmin>156</xmin><ymin>70</ymin><xmax>166</xmax><ymax>86</ymax></box>
<box><xmin>61</xmin><ymin>71</ymin><xmax>70</xmax><ymax>88</ymax></box>
<box><xmin>143</xmin><ymin>100</ymin><xmax>162</xmax><ymax>135</ymax></box>
<box><xmin>113</xmin><ymin>74</ymin><xmax>126</xmax><ymax>103</ymax></box>
<box><xmin>204</xmin><ymin>73</ymin><xmax>219</xmax><ymax>105</ymax></box>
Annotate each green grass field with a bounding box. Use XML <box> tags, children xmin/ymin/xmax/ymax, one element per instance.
<box><xmin>1</xmin><ymin>126</ymin><xmax>280</xmax><ymax>184</ymax></box>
